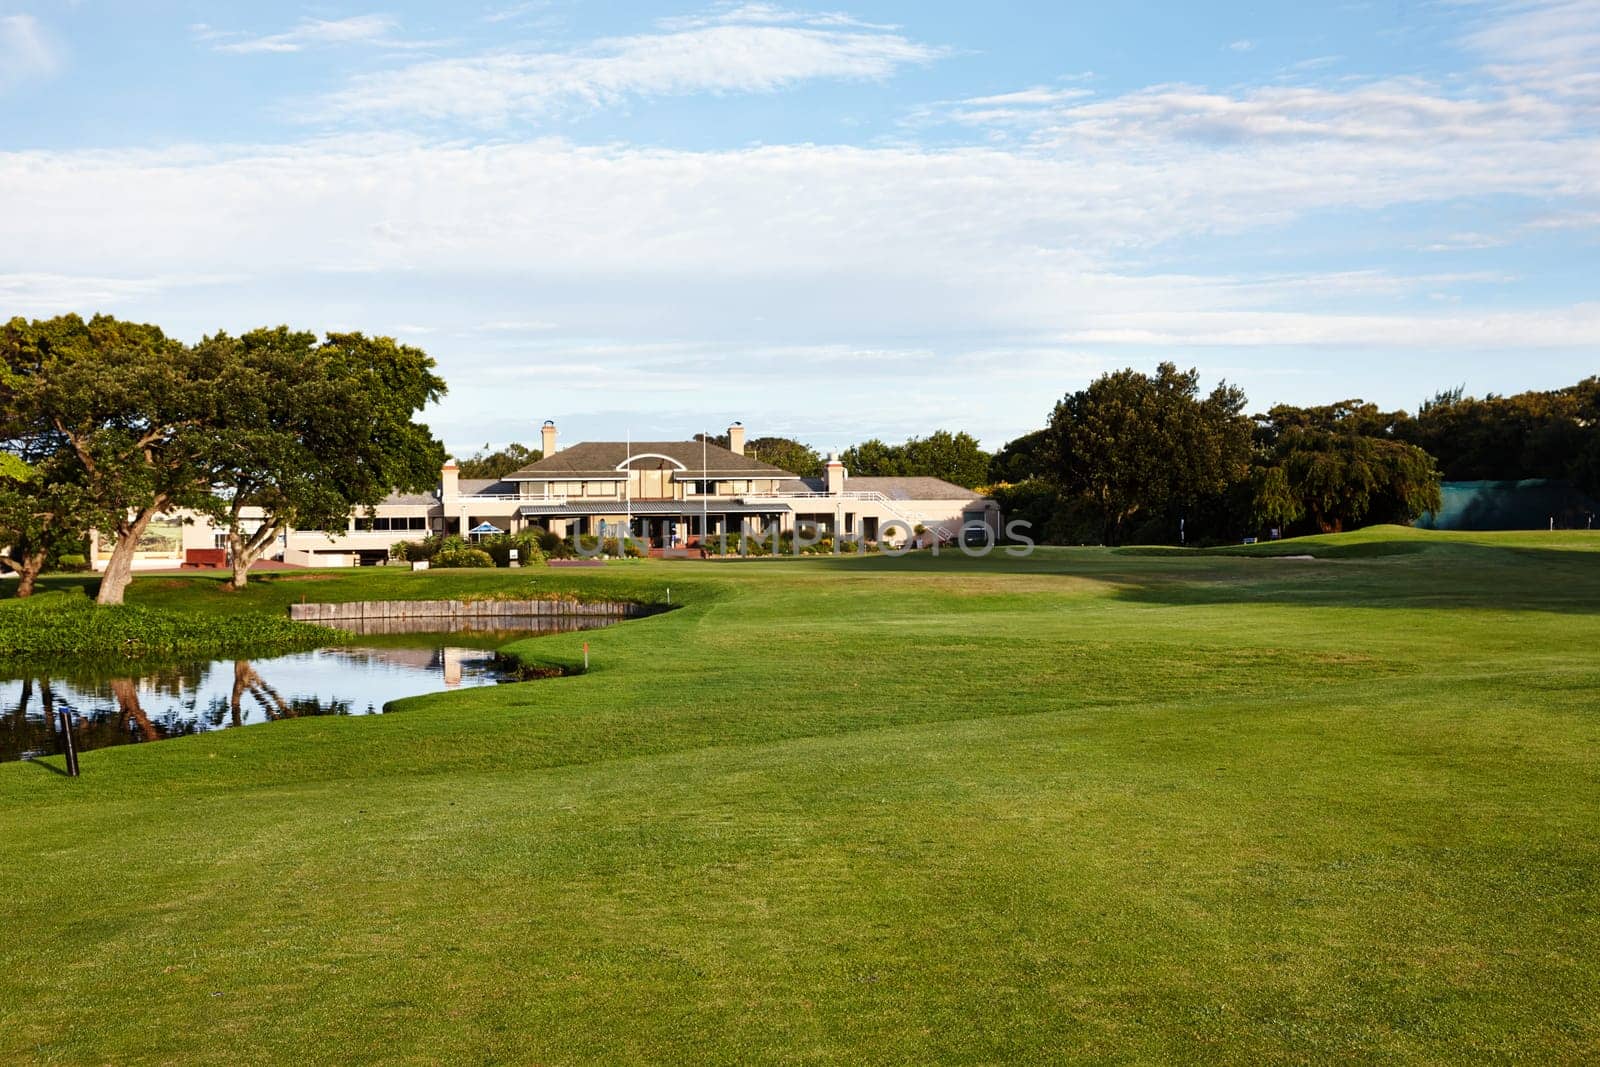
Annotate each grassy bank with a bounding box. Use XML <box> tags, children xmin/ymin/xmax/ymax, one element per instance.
<box><xmin>2</xmin><ymin>531</ymin><xmax>1599</xmax><ymax>1063</ymax></box>
<box><xmin>0</xmin><ymin>588</ymin><xmax>342</xmax><ymax>662</ymax></box>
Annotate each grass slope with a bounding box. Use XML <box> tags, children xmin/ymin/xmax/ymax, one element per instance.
<box><xmin>2</xmin><ymin>532</ymin><xmax>1599</xmax><ymax>1064</ymax></box>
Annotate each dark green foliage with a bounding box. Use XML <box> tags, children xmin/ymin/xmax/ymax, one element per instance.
<box><xmin>0</xmin><ymin>314</ymin><xmax>216</xmax><ymax>604</ymax></box>
<box><xmin>840</xmin><ymin>430</ymin><xmax>992</xmax><ymax>489</ymax></box>
<box><xmin>198</xmin><ymin>327</ymin><xmax>447</xmax><ymax>589</ymax></box>
<box><xmin>456</xmin><ymin>443</ymin><xmax>541</xmax><ymax>480</ymax></box>
<box><xmin>480</xmin><ymin>532</ymin><xmax>548</xmax><ymax>568</ymax></box>
<box><xmin>745</xmin><ymin>437</ymin><xmax>823</xmax><ymax>478</ymax></box>
<box><xmin>988</xmin><ymin>429</ymin><xmax>1051</xmax><ymax>485</ymax></box>
<box><xmin>432</xmin><ymin>547</ymin><xmax>495</xmax><ymax>568</ymax></box>
<box><xmin>1254</xmin><ymin>403</ymin><xmax>1441</xmax><ymax>533</ymax></box>
<box><xmin>1399</xmin><ymin>378</ymin><xmax>1600</xmax><ymax>494</ymax></box>
<box><xmin>0</xmin><ymin>590</ymin><xmax>338</xmax><ymax>660</ymax></box>
<box><xmin>1047</xmin><ymin>363</ymin><xmax>1252</xmax><ymax>544</ymax></box>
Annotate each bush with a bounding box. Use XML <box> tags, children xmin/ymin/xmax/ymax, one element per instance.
<box><xmin>432</xmin><ymin>547</ymin><xmax>495</xmax><ymax>568</ymax></box>
<box><xmin>55</xmin><ymin>553</ymin><xmax>89</xmax><ymax>571</ymax></box>
<box><xmin>390</xmin><ymin>537</ymin><xmax>438</xmax><ymax>563</ymax></box>
<box><xmin>535</xmin><ymin>529</ymin><xmax>565</xmax><ymax>557</ymax></box>
<box><xmin>480</xmin><ymin>532</ymin><xmax>548</xmax><ymax>568</ymax></box>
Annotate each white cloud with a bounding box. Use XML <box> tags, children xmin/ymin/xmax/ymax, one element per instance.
<box><xmin>656</xmin><ymin>3</ymin><xmax>900</xmax><ymax>32</ymax></box>
<box><xmin>1458</xmin><ymin>0</ymin><xmax>1600</xmax><ymax>99</ymax></box>
<box><xmin>0</xmin><ymin>14</ymin><xmax>59</xmax><ymax>90</ymax></box>
<box><xmin>1228</xmin><ymin>39</ymin><xmax>1255</xmax><ymax>52</ymax></box>
<box><xmin>315</xmin><ymin>18</ymin><xmax>946</xmax><ymax>123</ymax></box>
<box><xmin>194</xmin><ymin>15</ymin><xmax>432</xmax><ymax>55</ymax></box>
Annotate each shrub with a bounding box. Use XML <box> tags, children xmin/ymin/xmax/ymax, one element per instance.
<box><xmin>390</xmin><ymin>538</ymin><xmax>430</xmax><ymax>562</ymax></box>
<box><xmin>481</xmin><ymin>532</ymin><xmax>548</xmax><ymax>568</ymax></box>
<box><xmin>432</xmin><ymin>547</ymin><xmax>495</xmax><ymax>568</ymax></box>
<box><xmin>55</xmin><ymin>553</ymin><xmax>89</xmax><ymax>571</ymax></box>
<box><xmin>535</xmin><ymin>529</ymin><xmax>565</xmax><ymax>557</ymax></box>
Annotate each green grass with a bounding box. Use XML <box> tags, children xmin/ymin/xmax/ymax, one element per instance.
<box><xmin>0</xmin><ymin>587</ymin><xmax>342</xmax><ymax>663</ymax></box>
<box><xmin>3</xmin><ymin>532</ymin><xmax>1599</xmax><ymax>1064</ymax></box>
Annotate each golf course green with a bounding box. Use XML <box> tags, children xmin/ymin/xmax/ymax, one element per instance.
<box><xmin>3</xmin><ymin>527</ymin><xmax>1598</xmax><ymax>1063</ymax></box>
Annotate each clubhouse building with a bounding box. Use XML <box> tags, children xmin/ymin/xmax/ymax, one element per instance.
<box><xmin>95</xmin><ymin>422</ymin><xmax>1001</xmax><ymax>568</ymax></box>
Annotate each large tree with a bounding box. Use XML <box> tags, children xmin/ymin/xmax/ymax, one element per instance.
<box><xmin>457</xmin><ymin>442</ymin><xmax>540</xmax><ymax>480</ymax></box>
<box><xmin>1253</xmin><ymin>402</ymin><xmax>1441</xmax><ymax>533</ymax></box>
<box><xmin>0</xmin><ymin>315</ymin><xmax>221</xmax><ymax>605</ymax></box>
<box><xmin>202</xmin><ymin>328</ymin><xmax>447</xmax><ymax>589</ymax></box>
<box><xmin>1047</xmin><ymin>363</ymin><xmax>1252</xmax><ymax>544</ymax></box>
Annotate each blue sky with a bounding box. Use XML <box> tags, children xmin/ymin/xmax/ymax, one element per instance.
<box><xmin>2</xmin><ymin>1</ymin><xmax>1598</xmax><ymax>454</ymax></box>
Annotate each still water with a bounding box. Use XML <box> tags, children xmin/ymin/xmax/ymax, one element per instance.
<box><xmin>1</xmin><ymin>615</ymin><xmax>617</xmax><ymax>764</ymax></box>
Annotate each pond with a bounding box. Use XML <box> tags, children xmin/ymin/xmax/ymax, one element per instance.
<box><xmin>1</xmin><ymin>614</ymin><xmax>620</xmax><ymax>765</ymax></box>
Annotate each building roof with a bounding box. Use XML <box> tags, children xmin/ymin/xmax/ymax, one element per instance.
<box><xmin>844</xmin><ymin>476</ymin><xmax>987</xmax><ymax>501</ymax></box>
<box><xmin>459</xmin><ymin>478</ymin><xmax>518</xmax><ymax>496</ymax></box>
<box><xmin>507</xmin><ymin>440</ymin><xmax>795</xmax><ymax>480</ymax></box>
<box><xmin>381</xmin><ymin>490</ymin><xmax>440</xmax><ymax>507</ymax></box>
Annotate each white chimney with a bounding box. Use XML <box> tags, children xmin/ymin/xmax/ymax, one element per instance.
<box><xmin>826</xmin><ymin>452</ymin><xmax>847</xmax><ymax>495</ymax></box>
<box><xmin>728</xmin><ymin>421</ymin><xmax>746</xmax><ymax>456</ymax></box>
<box><xmin>441</xmin><ymin>461</ymin><xmax>460</xmax><ymax>500</ymax></box>
<box><xmin>541</xmin><ymin>420</ymin><xmax>558</xmax><ymax>456</ymax></box>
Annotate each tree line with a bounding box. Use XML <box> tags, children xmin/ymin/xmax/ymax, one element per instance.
<box><xmin>1</xmin><ymin>315</ymin><xmax>445</xmax><ymax>602</ymax></box>
<box><xmin>993</xmin><ymin>367</ymin><xmax>1600</xmax><ymax>545</ymax></box>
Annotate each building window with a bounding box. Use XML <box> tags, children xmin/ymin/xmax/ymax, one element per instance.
<box><xmin>354</xmin><ymin>516</ymin><xmax>429</xmax><ymax>532</ymax></box>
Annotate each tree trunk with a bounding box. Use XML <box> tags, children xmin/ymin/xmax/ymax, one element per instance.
<box><xmin>227</xmin><ymin>509</ymin><xmax>284</xmax><ymax>591</ymax></box>
<box><xmin>110</xmin><ymin>677</ymin><xmax>159</xmax><ymax>741</ymax></box>
<box><xmin>96</xmin><ymin>506</ymin><xmax>160</xmax><ymax>606</ymax></box>
<box><xmin>230</xmin><ymin>661</ymin><xmax>250</xmax><ymax>727</ymax></box>
<box><xmin>13</xmin><ymin>549</ymin><xmax>47</xmax><ymax>598</ymax></box>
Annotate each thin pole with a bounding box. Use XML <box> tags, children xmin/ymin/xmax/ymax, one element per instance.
<box><xmin>625</xmin><ymin>428</ymin><xmax>632</xmax><ymax>546</ymax></box>
<box><xmin>702</xmin><ymin>432</ymin><xmax>709</xmax><ymax>547</ymax></box>
<box><xmin>58</xmin><ymin>707</ymin><xmax>79</xmax><ymax>778</ymax></box>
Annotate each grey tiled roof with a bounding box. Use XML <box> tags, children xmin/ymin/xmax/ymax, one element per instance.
<box><xmin>380</xmin><ymin>490</ymin><xmax>440</xmax><ymax>506</ymax></box>
<box><xmin>844</xmin><ymin>476</ymin><xmax>987</xmax><ymax>501</ymax></box>
<box><xmin>459</xmin><ymin>479</ymin><xmax>518</xmax><ymax>495</ymax></box>
<box><xmin>507</xmin><ymin>441</ymin><xmax>795</xmax><ymax>480</ymax></box>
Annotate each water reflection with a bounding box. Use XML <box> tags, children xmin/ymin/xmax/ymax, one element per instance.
<box><xmin>1</xmin><ymin>623</ymin><xmax>606</xmax><ymax>764</ymax></box>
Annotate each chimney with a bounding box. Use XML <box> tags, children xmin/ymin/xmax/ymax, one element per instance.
<box><xmin>826</xmin><ymin>452</ymin><xmax>847</xmax><ymax>495</ymax></box>
<box><xmin>728</xmin><ymin>421</ymin><xmax>746</xmax><ymax>456</ymax></box>
<box><xmin>441</xmin><ymin>461</ymin><xmax>460</xmax><ymax>501</ymax></box>
<box><xmin>541</xmin><ymin>420</ymin><xmax>558</xmax><ymax>456</ymax></box>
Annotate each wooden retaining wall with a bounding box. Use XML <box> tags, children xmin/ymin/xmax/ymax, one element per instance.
<box><xmin>288</xmin><ymin>599</ymin><xmax>651</xmax><ymax>624</ymax></box>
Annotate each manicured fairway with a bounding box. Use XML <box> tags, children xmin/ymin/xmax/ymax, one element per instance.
<box><xmin>3</xmin><ymin>528</ymin><xmax>1599</xmax><ymax>1063</ymax></box>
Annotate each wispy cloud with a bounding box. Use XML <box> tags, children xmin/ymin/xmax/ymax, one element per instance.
<box><xmin>0</xmin><ymin>14</ymin><xmax>60</xmax><ymax>90</ymax></box>
<box><xmin>314</xmin><ymin>9</ymin><xmax>946</xmax><ymax>124</ymax></box>
<box><xmin>194</xmin><ymin>14</ymin><xmax>439</xmax><ymax>55</ymax></box>
<box><xmin>1458</xmin><ymin>0</ymin><xmax>1600</xmax><ymax>99</ymax></box>
<box><xmin>1227</xmin><ymin>39</ymin><xmax>1255</xmax><ymax>52</ymax></box>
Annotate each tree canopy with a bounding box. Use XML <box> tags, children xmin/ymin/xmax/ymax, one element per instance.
<box><xmin>0</xmin><ymin>315</ymin><xmax>446</xmax><ymax>601</ymax></box>
<box><xmin>840</xmin><ymin>430</ymin><xmax>992</xmax><ymax>489</ymax></box>
<box><xmin>198</xmin><ymin>328</ymin><xmax>447</xmax><ymax>588</ymax></box>
<box><xmin>1047</xmin><ymin>363</ymin><xmax>1252</xmax><ymax>544</ymax></box>
<box><xmin>1252</xmin><ymin>403</ymin><xmax>1441</xmax><ymax>533</ymax></box>
<box><xmin>1398</xmin><ymin>380</ymin><xmax>1600</xmax><ymax>494</ymax></box>
<box><xmin>457</xmin><ymin>443</ymin><xmax>540</xmax><ymax>480</ymax></box>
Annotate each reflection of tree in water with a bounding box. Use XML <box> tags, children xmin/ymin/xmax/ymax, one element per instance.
<box><xmin>203</xmin><ymin>661</ymin><xmax>357</xmax><ymax>727</ymax></box>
